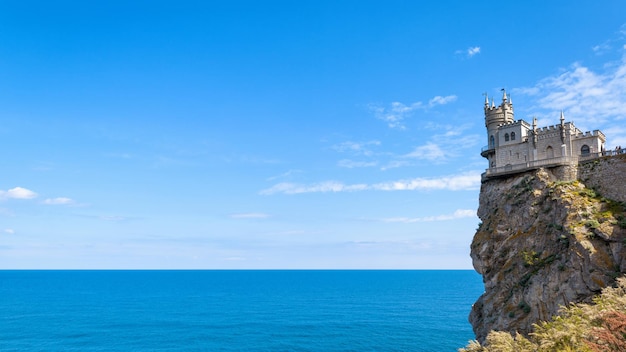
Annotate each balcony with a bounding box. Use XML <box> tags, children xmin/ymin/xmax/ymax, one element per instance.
<box><xmin>480</xmin><ymin>145</ymin><xmax>495</xmax><ymax>158</ymax></box>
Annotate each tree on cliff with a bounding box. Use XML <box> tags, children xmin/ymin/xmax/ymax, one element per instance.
<box><xmin>460</xmin><ymin>276</ymin><xmax>626</xmax><ymax>351</ymax></box>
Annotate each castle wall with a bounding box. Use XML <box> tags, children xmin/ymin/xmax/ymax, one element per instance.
<box><xmin>572</xmin><ymin>131</ymin><xmax>605</xmax><ymax>156</ymax></box>
<box><xmin>492</xmin><ymin>125</ymin><xmax>605</xmax><ymax>167</ymax></box>
<box><xmin>496</xmin><ymin>141</ymin><xmax>530</xmax><ymax>166</ymax></box>
<box><xmin>498</xmin><ymin>122</ymin><xmax>530</xmax><ymax>147</ymax></box>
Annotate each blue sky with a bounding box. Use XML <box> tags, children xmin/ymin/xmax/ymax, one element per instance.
<box><xmin>1</xmin><ymin>1</ymin><xmax>626</xmax><ymax>269</ymax></box>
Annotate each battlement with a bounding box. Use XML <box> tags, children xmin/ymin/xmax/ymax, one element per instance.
<box><xmin>540</xmin><ymin>125</ymin><xmax>558</xmax><ymax>132</ymax></box>
<box><xmin>573</xmin><ymin>130</ymin><xmax>605</xmax><ymax>140</ymax></box>
<box><xmin>497</xmin><ymin>119</ymin><xmax>530</xmax><ymax>128</ymax></box>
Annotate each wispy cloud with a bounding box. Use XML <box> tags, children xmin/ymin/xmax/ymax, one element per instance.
<box><xmin>403</xmin><ymin>142</ymin><xmax>447</xmax><ymax>161</ymax></box>
<box><xmin>428</xmin><ymin>95</ymin><xmax>458</xmax><ymax>107</ymax></box>
<box><xmin>259</xmin><ymin>171</ymin><xmax>481</xmax><ymax>195</ymax></box>
<box><xmin>3</xmin><ymin>229</ymin><xmax>15</xmax><ymax>234</ymax></box>
<box><xmin>230</xmin><ymin>213</ymin><xmax>271</xmax><ymax>219</ymax></box>
<box><xmin>266</xmin><ymin>169</ymin><xmax>303</xmax><ymax>181</ymax></box>
<box><xmin>592</xmin><ymin>42</ymin><xmax>612</xmax><ymax>55</ymax></box>
<box><xmin>42</xmin><ymin>197</ymin><xmax>74</xmax><ymax>205</ymax></box>
<box><xmin>368</xmin><ymin>102</ymin><xmax>420</xmax><ymax>129</ymax></box>
<box><xmin>260</xmin><ymin>181</ymin><xmax>368</xmax><ymax>195</ymax></box>
<box><xmin>397</xmin><ymin>125</ymin><xmax>480</xmax><ymax>165</ymax></box>
<box><xmin>602</xmin><ymin>126</ymin><xmax>626</xmax><ymax>146</ymax></box>
<box><xmin>332</xmin><ymin>140</ymin><xmax>381</xmax><ymax>156</ymax></box>
<box><xmin>515</xmin><ymin>43</ymin><xmax>626</xmax><ymax>125</ymax></box>
<box><xmin>456</xmin><ymin>46</ymin><xmax>481</xmax><ymax>58</ymax></box>
<box><xmin>368</xmin><ymin>95</ymin><xmax>457</xmax><ymax>129</ymax></box>
<box><xmin>337</xmin><ymin>159</ymin><xmax>378</xmax><ymax>168</ymax></box>
<box><xmin>591</xmin><ymin>24</ymin><xmax>626</xmax><ymax>55</ymax></box>
<box><xmin>332</xmin><ymin>141</ymin><xmax>382</xmax><ymax>168</ymax></box>
<box><xmin>370</xmin><ymin>171</ymin><xmax>481</xmax><ymax>191</ymax></box>
<box><xmin>381</xmin><ymin>209</ymin><xmax>476</xmax><ymax>223</ymax></box>
<box><xmin>0</xmin><ymin>187</ymin><xmax>38</xmax><ymax>200</ymax></box>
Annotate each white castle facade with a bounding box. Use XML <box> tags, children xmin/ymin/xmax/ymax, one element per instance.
<box><xmin>481</xmin><ymin>90</ymin><xmax>606</xmax><ymax>179</ymax></box>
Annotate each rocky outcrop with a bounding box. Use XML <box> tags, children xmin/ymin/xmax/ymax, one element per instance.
<box><xmin>469</xmin><ymin>161</ymin><xmax>626</xmax><ymax>342</ymax></box>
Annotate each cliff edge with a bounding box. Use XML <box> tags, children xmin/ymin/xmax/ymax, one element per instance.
<box><xmin>469</xmin><ymin>156</ymin><xmax>626</xmax><ymax>342</ymax></box>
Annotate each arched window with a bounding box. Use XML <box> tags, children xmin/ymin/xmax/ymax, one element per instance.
<box><xmin>581</xmin><ymin>145</ymin><xmax>590</xmax><ymax>156</ymax></box>
<box><xmin>504</xmin><ymin>133</ymin><xmax>510</xmax><ymax>142</ymax></box>
<box><xmin>511</xmin><ymin>132</ymin><xmax>516</xmax><ymax>141</ymax></box>
<box><xmin>490</xmin><ymin>135</ymin><xmax>495</xmax><ymax>148</ymax></box>
<box><xmin>546</xmin><ymin>146</ymin><xmax>554</xmax><ymax>158</ymax></box>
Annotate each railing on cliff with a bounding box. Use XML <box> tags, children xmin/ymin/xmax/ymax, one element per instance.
<box><xmin>482</xmin><ymin>148</ymin><xmax>626</xmax><ymax>181</ymax></box>
<box><xmin>482</xmin><ymin>156</ymin><xmax>576</xmax><ymax>180</ymax></box>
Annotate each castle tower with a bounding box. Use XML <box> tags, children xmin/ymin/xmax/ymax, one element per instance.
<box><xmin>481</xmin><ymin>89</ymin><xmax>514</xmax><ymax>164</ymax></box>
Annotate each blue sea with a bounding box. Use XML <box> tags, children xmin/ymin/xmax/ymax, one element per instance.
<box><xmin>0</xmin><ymin>270</ymin><xmax>483</xmax><ymax>351</ymax></box>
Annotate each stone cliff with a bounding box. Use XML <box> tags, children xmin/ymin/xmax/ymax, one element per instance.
<box><xmin>469</xmin><ymin>155</ymin><xmax>626</xmax><ymax>342</ymax></box>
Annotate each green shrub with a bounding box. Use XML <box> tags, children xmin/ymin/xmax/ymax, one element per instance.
<box><xmin>584</xmin><ymin>219</ymin><xmax>600</xmax><ymax>229</ymax></box>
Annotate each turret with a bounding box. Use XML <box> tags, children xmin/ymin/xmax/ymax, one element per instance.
<box><xmin>484</xmin><ymin>89</ymin><xmax>514</xmax><ymax>150</ymax></box>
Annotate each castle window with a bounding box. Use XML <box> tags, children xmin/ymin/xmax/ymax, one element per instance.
<box><xmin>504</xmin><ymin>133</ymin><xmax>510</xmax><ymax>142</ymax></box>
<box><xmin>511</xmin><ymin>132</ymin><xmax>516</xmax><ymax>141</ymax></box>
<box><xmin>490</xmin><ymin>135</ymin><xmax>495</xmax><ymax>148</ymax></box>
<box><xmin>546</xmin><ymin>146</ymin><xmax>554</xmax><ymax>158</ymax></box>
<box><xmin>581</xmin><ymin>145</ymin><xmax>590</xmax><ymax>156</ymax></box>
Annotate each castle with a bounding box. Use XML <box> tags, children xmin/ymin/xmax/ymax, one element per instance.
<box><xmin>480</xmin><ymin>90</ymin><xmax>607</xmax><ymax>179</ymax></box>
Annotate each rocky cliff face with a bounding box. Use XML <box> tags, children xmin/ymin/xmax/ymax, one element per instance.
<box><xmin>469</xmin><ymin>161</ymin><xmax>626</xmax><ymax>342</ymax></box>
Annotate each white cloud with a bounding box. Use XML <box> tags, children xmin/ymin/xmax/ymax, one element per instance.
<box><xmin>467</xmin><ymin>46</ymin><xmax>480</xmax><ymax>57</ymax></box>
<box><xmin>428</xmin><ymin>95</ymin><xmax>457</xmax><ymax>107</ymax></box>
<box><xmin>259</xmin><ymin>171</ymin><xmax>481</xmax><ymax>195</ymax></box>
<box><xmin>332</xmin><ymin>140</ymin><xmax>381</xmax><ymax>156</ymax></box>
<box><xmin>456</xmin><ymin>46</ymin><xmax>481</xmax><ymax>58</ymax></box>
<box><xmin>380</xmin><ymin>160</ymin><xmax>411</xmax><ymax>171</ymax></box>
<box><xmin>42</xmin><ymin>197</ymin><xmax>74</xmax><ymax>205</ymax></box>
<box><xmin>592</xmin><ymin>42</ymin><xmax>611</xmax><ymax>55</ymax></box>
<box><xmin>0</xmin><ymin>187</ymin><xmax>38</xmax><ymax>200</ymax></box>
<box><xmin>592</xmin><ymin>25</ymin><xmax>626</xmax><ymax>55</ymax></box>
<box><xmin>368</xmin><ymin>102</ymin><xmax>421</xmax><ymax>129</ymax></box>
<box><xmin>516</xmin><ymin>54</ymin><xmax>626</xmax><ymax>124</ymax></box>
<box><xmin>337</xmin><ymin>159</ymin><xmax>378</xmax><ymax>168</ymax></box>
<box><xmin>381</xmin><ymin>209</ymin><xmax>476</xmax><ymax>223</ymax></box>
<box><xmin>266</xmin><ymin>169</ymin><xmax>302</xmax><ymax>181</ymax></box>
<box><xmin>602</xmin><ymin>126</ymin><xmax>626</xmax><ymax>147</ymax></box>
<box><xmin>230</xmin><ymin>213</ymin><xmax>271</xmax><ymax>219</ymax></box>
<box><xmin>368</xmin><ymin>95</ymin><xmax>456</xmax><ymax>129</ymax></box>
<box><xmin>403</xmin><ymin>143</ymin><xmax>447</xmax><ymax>161</ymax></box>
<box><xmin>370</xmin><ymin>172</ymin><xmax>481</xmax><ymax>191</ymax></box>
<box><xmin>3</xmin><ymin>228</ymin><xmax>15</xmax><ymax>234</ymax></box>
<box><xmin>260</xmin><ymin>181</ymin><xmax>369</xmax><ymax>195</ymax></box>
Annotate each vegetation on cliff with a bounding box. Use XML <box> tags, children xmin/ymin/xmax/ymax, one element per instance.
<box><xmin>460</xmin><ymin>276</ymin><xmax>626</xmax><ymax>351</ymax></box>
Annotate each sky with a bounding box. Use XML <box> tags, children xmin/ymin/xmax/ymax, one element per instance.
<box><xmin>1</xmin><ymin>1</ymin><xmax>626</xmax><ymax>269</ymax></box>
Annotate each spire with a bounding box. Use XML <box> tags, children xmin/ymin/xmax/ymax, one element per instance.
<box><xmin>560</xmin><ymin>110</ymin><xmax>565</xmax><ymax>123</ymax></box>
<box><xmin>491</xmin><ymin>98</ymin><xmax>495</xmax><ymax>108</ymax></box>
<box><xmin>508</xmin><ymin>94</ymin><xmax>513</xmax><ymax>105</ymax></box>
<box><xmin>501</xmin><ymin>88</ymin><xmax>507</xmax><ymax>103</ymax></box>
<box><xmin>484</xmin><ymin>92</ymin><xmax>489</xmax><ymax>107</ymax></box>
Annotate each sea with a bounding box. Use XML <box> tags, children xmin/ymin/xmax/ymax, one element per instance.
<box><xmin>0</xmin><ymin>270</ymin><xmax>484</xmax><ymax>351</ymax></box>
